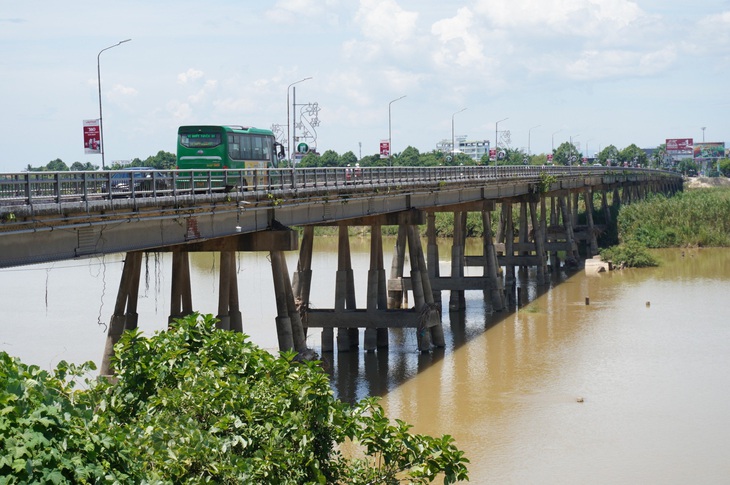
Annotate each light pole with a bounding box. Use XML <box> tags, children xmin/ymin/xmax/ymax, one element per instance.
<box><xmin>701</xmin><ymin>126</ymin><xmax>706</xmax><ymax>143</ymax></box>
<box><xmin>495</xmin><ymin>117</ymin><xmax>508</xmax><ymax>153</ymax></box>
<box><xmin>451</xmin><ymin>107</ymin><xmax>467</xmax><ymax>161</ymax></box>
<box><xmin>551</xmin><ymin>129</ymin><xmax>562</xmax><ymax>152</ymax></box>
<box><xmin>388</xmin><ymin>95</ymin><xmax>406</xmax><ymax>165</ymax></box>
<box><xmin>528</xmin><ymin>124</ymin><xmax>541</xmax><ymax>156</ymax></box>
<box><xmin>97</xmin><ymin>39</ymin><xmax>131</xmax><ymax>170</ymax></box>
<box><xmin>569</xmin><ymin>134</ymin><xmax>580</xmax><ymax>165</ymax></box>
<box><xmin>286</xmin><ymin>77</ymin><xmax>312</xmax><ymax>165</ymax></box>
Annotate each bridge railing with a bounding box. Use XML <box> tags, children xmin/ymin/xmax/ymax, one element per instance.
<box><xmin>0</xmin><ymin>165</ymin><xmax>676</xmax><ymax>208</ymax></box>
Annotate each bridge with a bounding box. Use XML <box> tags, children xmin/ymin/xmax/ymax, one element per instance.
<box><xmin>0</xmin><ymin>166</ymin><xmax>683</xmax><ymax>374</ymax></box>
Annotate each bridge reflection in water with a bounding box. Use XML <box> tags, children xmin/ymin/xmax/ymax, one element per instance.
<box><xmin>0</xmin><ymin>166</ymin><xmax>683</xmax><ymax>375</ymax></box>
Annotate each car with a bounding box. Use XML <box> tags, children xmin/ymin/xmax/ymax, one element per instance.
<box><xmin>104</xmin><ymin>168</ymin><xmax>169</xmax><ymax>196</ymax></box>
<box><xmin>593</xmin><ymin>163</ymin><xmax>602</xmax><ymax>167</ymax></box>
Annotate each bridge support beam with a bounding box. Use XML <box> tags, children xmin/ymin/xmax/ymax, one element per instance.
<box><xmin>335</xmin><ymin>225</ymin><xmax>358</xmax><ymax>352</ymax></box>
<box><xmin>169</xmin><ymin>251</ymin><xmax>193</xmax><ymax>322</ymax></box>
<box><xmin>271</xmin><ymin>250</ymin><xmax>307</xmax><ymax>352</ymax></box>
<box><xmin>482</xmin><ymin>209</ymin><xmax>506</xmax><ymax>311</ymax></box>
<box><xmin>100</xmin><ymin>251</ymin><xmax>143</xmax><ymax>376</ymax></box>
<box><xmin>449</xmin><ymin>211</ymin><xmax>466</xmax><ymax>312</ymax></box>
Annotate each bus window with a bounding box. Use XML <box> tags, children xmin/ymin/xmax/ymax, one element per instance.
<box><xmin>181</xmin><ymin>133</ymin><xmax>221</xmax><ymax>148</ymax></box>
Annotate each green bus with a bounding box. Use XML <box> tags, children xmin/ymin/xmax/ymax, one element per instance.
<box><xmin>176</xmin><ymin>125</ymin><xmax>284</xmax><ymax>190</ymax></box>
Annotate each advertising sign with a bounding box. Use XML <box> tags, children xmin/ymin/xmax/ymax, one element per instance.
<box><xmin>489</xmin><ymin>148</ymin><xmax>496</xmax><ymax>160</ymax></box>
<box><xmin>693</xmin><ymin>142</ymin><xmax>725</xmax><ymax>160</ymax></box>
<box><xmin>83</xmin><ymin>120</ymin><xmax>101</xmax><ymax>154</ymax></box>
<box><xmin>380</xmin><ymin>140</ymin><xmax>390</xmax><ymax>158</ymax></box>
<box><xmin>666</xmin><ymin>138</ymin><xmax>693</xmax><ymax>154</ymax></box>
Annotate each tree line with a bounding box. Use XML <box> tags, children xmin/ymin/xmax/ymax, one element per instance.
<box><xmin>23</xmin><ymin>144</ymin><xmax>730</xmax><ymax>177</ymax></box>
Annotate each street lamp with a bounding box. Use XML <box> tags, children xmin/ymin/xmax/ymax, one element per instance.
<box><xmin>569</xmin><ymin>134</ymin><xmax>580</xmax><ymax>165</ymax></box>
<box><xmin>388</xmin><ymin>95</ymin><xmax>406</xmax><ymax>165</ymax></box>
<box><xmin>451</xmin><ymin>108</ymin><xmax>467</xmax><ymax>161</ymax></box>
<box><xmin>287</xmin><ymin>77</ymin><xmax>312</xmax><ymax>165</ymax></box>
<box><xmin>97</xmin><ymin>39</ymin><xmax>131</xmax><ymax>170</ymax></box>
<box><xmin>495</xmin><ymin>117</ymin><xmax>508</xmax><ymax>153</ymax></box>
<box><xmin>528</xmin><ymin>125</ymin><xmax>541</xmax><ymax>156</ymax></box>
<box><xmin>551</xmin><ymin>129</ymin><xmax>562</xmax><ymax>152</ymax></box>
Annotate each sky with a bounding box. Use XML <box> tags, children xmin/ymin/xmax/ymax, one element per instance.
<box><xmin>1</xmin><ymin>0</ymin><xmax>729</xmax><ymax>171</ymax></box>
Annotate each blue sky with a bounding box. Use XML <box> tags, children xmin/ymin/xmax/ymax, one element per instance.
<box><xmin>1</xmin><ymin>0</ymin><xmax>728</xmax><ymax>171</ymax></box>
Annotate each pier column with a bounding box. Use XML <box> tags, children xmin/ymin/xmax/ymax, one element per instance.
<box><xmin>518</xmin><ymin>202</ymin><xmax>530</xmax><ymax>271</ymax></box>
<box><xmin>426</xmin><ymin>212</ymin><xmax>442</xmax><ymax>310</ymax></box>
<box><xmin>100</xmin><ymin>251</ymin><xmax>143</xmax><ymax>376</ymax></box>
<box><xmin>336</xmin><ymin>225</ymin><xmax>358</xmax><ymax>351</ymax></box>
<box><xmin>292</xmin><ymin>225</ymin><xmax>314</xmax><ymax>320</ymax></box>
<box><xmin>449</xmin><ymin>211</ymin><xmax>466</xmax><ymax>312</ymax></box>
<box><xmin>549</xmin><ymin>196</ymin><xmax>560</xmax><ymax>271</ymax></box>
<box><xmin>502</xmin><ymin>202</ymin><xmax>516</xmax><ymax>304</ymax></box>
<box><xmin>529</xmin><ymin>199</ymin><xmax>548</xmax><ymax>285</ymax></box>
<box><xmin>584</xmin><ymin>188</ymin><xmax>599</xmax><ymax>257</ymax></box>
<box><xmin>169</xmin><ymin>251</ymin><xmax>193</xmax><ymax>322</ymax></box>
<box><xmin>365</xmin><ymin>223</ymin><xmax>388</xmax><ymax>351</ymax></box>
<box><xmin>271</xmin><ymin>250</ymin><xmax>294</xmax><ymax>351</ymax></box>
<box><xmin>482</xmin><ymin>210</ymin><xmax>506</xmax><ymax>311</ymax></box>
<box><xmin>559</xmin><ymin>195</ymin><xmax>579</xmax><ymax>264</ymax></box>
<box><xmin>387</xmin><ymin>225</ymin><xmax>407</xmax><ymax>309</ymax></box>
<box><xmin>407</xmin><ymin>225</ymin><xmax>439</xmax><ymax>351</ymax></box>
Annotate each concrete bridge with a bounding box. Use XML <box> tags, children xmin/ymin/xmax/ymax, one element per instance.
<box><xmin>0</xmin><ymin>166</ymin><xmax>683</xmax><ymax>374</ymax></box>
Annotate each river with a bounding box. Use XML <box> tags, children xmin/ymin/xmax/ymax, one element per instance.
<box><xmin>1</xmin><ymin>242</ymin><xmax>729</xmax><ymax>483</ymax></box>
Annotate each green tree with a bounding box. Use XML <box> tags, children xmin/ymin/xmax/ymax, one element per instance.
<box><xmin>399</xmin><ymin>146</ymin><xmax>421</xmax><ymax>166</ymax></box>
<box><xmin>70</xmin><ymin>161</ymin><xmax>98</xmax><ymax>171</ymax></box>
<box><xmin>597</xmin><ymin>145</ymin><xmax>620</xmax><ymax>166</ymax></box>
<box><xmin>340</xmin><ymin>150</ymin><xmax>358</xmax><ymax>167</ymax></box>
<box><xmin>553</xmin><ymin>142</ymin><xmax>581</xmax><ymax>166</ymax></box>
<box><xmin>675</xmin><ymin>158</ymin><xmax>698</xmax><ymax>176</ymax></box>
<box><xmin>718</xmin><ymin>158</ymin><xmax>730</xmax><ymax>177</ymax></box>
<box><xmin>619</xmin><ymin>144</ymin><xmax>647</xmax><ymax>167</ymax></box>
<box><xmin>46</xmin><ymin>158</ymin><xmax>70</xmax><ymax>171</ymax></box>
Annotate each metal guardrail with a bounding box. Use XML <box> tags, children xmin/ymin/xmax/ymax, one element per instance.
<box><xmin>0</xmin><ymin>165</ymin><xmax>676</xmax><ymax>209</ymax></box>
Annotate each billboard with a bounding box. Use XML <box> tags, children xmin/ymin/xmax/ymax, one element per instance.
<box><xmin>665</xmin><ymin>138</ymin><xmax>693</xmax><ymax>154</ymax></box>
<box><xmin>693</xmin><ymin>142</ymin><xmax>725</xmax><ymax>161</ymax></box>
<box><xmin>83</xmin><ymin>119</ymin><xmax>101</xmax><ymax>154</ymax></box>
<box><xmin>380</xmin><ymin>140</ymin><xmax>390</xmax><ymax>158</ymax></box>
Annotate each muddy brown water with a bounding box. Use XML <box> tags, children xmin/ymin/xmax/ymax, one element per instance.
<box><xmin>2</xmin><ymin>244</ymin><xmax>729</xmax><ymax>483</ymax></box>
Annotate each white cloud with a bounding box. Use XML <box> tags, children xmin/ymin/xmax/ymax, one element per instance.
<box><xmin>431</xmin><ymin>7</ymin><xmax>486</xmax><ymax>69</ymax></box>
<box><xmin>265</xmin><ymin>0</ymin><xmax>341</xmax><ymax>25</ymax></box>
<box><xmin>177</xmin><ymin>68</ymin><xmax>205</xmax><ymax>84</ymax></box>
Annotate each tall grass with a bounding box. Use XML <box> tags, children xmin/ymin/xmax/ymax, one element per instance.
<box><xmin>617</xmin><ymin>188</ymin><xmax>730</xmax><ymax>247</ymax></box>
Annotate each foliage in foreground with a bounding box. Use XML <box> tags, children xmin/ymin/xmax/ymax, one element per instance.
<box><xmin>0</xmin><ymin>313</ymin><xmax>469</xmax><ymax>484</ymax></box>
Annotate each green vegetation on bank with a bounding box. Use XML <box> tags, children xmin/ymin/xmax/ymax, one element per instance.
<box><xmin>0</xmin><ymin>313</ymin><xmax>468</xmax><ymax>484</ymax></box>
<box><xmin>617</xmin><ymin>187</ymin><xmax>730</xmax><ymax>248</ymax></box>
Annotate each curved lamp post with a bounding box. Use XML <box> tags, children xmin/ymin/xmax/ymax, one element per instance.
<box><xmin>451</xmin><ymin>108</ymin><xmax>467</xmax><ymax>160</ymax></box>
<box><xmin>388</xmin><ymin>95</ymin><xmax>406</xmax><ymax>165</ymax></box>
<box><xmin>495</xmin><ymin>117</ymin><xmax>508</xmax><ymax>152</ymax></box>
<box><xmin>97</xmin><ymin>39</ymin><xmax>131</xmax><ymax>169</ymax></box>
<box><xmin>551</xmin><ymin>129</ymin><xmax>562</xmax><ymax>152</ymax></box>
<box><xmin>528</xmin><ymin>124</ymin><xmax>541</xmax><ymax>156</ymax></box>
<box><xmin>286</xmin><ymin>77</ymin><xmax>312</xmax><ymax>165</ymax></box>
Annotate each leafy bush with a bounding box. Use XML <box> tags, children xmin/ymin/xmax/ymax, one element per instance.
<box><xmin>599</xmin><ymin>240</ymin><xmax>658</xmax><ymax>268</ymax></box>
<box><xmin>1</xmin><ymin>314</ymin><xmax>469</xmax><ymax>484</ymax></box>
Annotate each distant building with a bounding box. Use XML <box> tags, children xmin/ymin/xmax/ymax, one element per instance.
<box><xmin>437</xmin><ymin>136</ymin><xmax>491</xmax><ymax>162</ymax></box>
